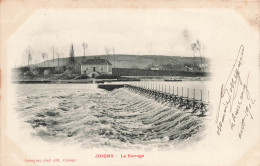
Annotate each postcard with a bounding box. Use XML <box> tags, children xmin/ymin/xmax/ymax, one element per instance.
<box><xmin>0</xmin><ymin>0</ymin><xmax>259</xmax><ymax>166</ymax></box>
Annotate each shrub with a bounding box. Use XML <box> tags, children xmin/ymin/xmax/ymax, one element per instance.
<box><xmin>32</xmin><ymin>70</ymin><xmax>40</xmax><ymax>76</ymax></box>
<box><xmin>54</xmin><ymin>67</ymin><xmax>65</xmax><ymax>74</ymax></box>
<box><xmin>24</xmin><ymin>71</ymin><xmax>33</xmax><ymax>76</ymax></box>
<box><xmin>44</xmin><ymin>69</ymin><xmax>52</xmax><ymax>76</ymax></box>
<box><xmin>63</xmin><ymin>69</ymin><xmax>73</xmax><ymax>75</ymax></box>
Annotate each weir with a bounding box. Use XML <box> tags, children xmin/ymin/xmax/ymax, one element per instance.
<box><xmin>124</xmin><ymin>83</ymin><xmax>210</xmax><ymax>116</ymax></box>
<box><xmin>97</xmin><ymin>82</ymin><xmax>210</xmax><ymax>116</ymax></box>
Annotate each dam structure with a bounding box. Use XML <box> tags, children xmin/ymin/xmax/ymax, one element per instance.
<box><xmin>125</xmin><ymin>83</ymin><xmax>210</xmax><ymax>116</ymax></box>
<box><xmin>99</xmin><ymin>83</ymin><xmax>210</xmax><ymax>116</ymax></box>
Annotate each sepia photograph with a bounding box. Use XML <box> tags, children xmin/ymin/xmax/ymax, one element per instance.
<box><xmin>11</xmin><ymin>8</ymin><xmax>211</xmax><ymax>149</ymax></box>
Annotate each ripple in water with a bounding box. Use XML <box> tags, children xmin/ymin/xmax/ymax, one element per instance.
<box><xmin>15</xmin><ymin>84</ymin><xmax>208</xmax><ymax>150</ymax></box>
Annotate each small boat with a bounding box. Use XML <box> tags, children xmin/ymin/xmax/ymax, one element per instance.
<box><xmin>164</xmin><ymin>77</ymin><xmax>182</xmax><ymax>82</ymax></box>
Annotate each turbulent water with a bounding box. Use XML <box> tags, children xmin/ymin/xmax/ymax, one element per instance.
<box><xmin>15</xmin><ymin>83</ymin><xmax>208</xmax><ymax>150</ymax></box>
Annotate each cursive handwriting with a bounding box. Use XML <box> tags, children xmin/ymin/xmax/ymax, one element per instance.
<box><xmin>216</xmin><ymin>45</ymin><xmax>256</xmax><ymax>138</ymax></box>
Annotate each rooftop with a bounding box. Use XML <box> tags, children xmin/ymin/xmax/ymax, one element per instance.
<box><xmin>82</xmin><ymin>57</ymin><xmax>112</xmax><ymax>65</ymax></box>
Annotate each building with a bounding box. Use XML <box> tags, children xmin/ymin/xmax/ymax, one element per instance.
<box><xmin>81</xmin><ymin>57</ymin><xmax>112</xmax><ymax>78</ymax></box>
<box><xmin>185</xmin><ymin>66</ymin><xmax>192</xmax><ymax>71</ymax></box>
<box><xmin>151</xmin><ymin>65</ymin><xmax>160</xmax><ymax>71</ymax></box>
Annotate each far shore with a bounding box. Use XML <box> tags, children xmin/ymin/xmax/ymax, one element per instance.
<box><xmin>12</xmin><ymin>79</ymin><xmax>93</xmax><ymax>84</ymax></box>
<box><xmin>12</xmin><ymin>76</ymin><xmax>210</xmax><ymax>84</ymax></box>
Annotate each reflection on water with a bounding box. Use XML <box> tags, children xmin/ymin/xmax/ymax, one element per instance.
<box><xmin>15</xmin><ymin>83</ymin><xmax>209</xmax><ymax>150</ymax></box>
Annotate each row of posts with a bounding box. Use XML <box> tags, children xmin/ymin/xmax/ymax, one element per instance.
<box><xmin>127</xmin><ymin>82</ymin><xmax>210</xmax><ymax>103</ymax></box>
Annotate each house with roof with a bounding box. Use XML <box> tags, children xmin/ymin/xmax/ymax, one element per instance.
<box><xmin>151</xmin><ymin>64</ymin><xmax>160</xmax><ymax>71</ymax></box>
<box><xmin>81</xmin><ymin>57</ymin><xmax>112</xmax><ymax>78</ymax></box>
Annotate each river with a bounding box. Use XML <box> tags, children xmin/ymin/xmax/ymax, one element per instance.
<box><xmin>15</xmin><ymin>81</ymin><xmax>209</xmax><ymax>150</ymax></box>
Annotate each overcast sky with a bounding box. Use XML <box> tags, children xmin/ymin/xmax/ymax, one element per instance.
<box><xmin>7</xmin><ymin>8</ymin><xmax>257</xmax><ymax>66</ymax></box>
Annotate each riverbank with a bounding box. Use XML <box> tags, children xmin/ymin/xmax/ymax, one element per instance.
<box><xmin>12</xmin><ymin>76</ymin><xmax>210</xmax><ymax>84</ymax></box>
<box><xmin>12</xmin><ymin>79</ymin><xmax>94</xmax><ymax>84</ymax></box>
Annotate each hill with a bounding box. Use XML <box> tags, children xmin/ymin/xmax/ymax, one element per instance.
<box><xmin>36</xmin><ymin>54</ymin><xmax>210</xmax><ymax>71</ymax></box>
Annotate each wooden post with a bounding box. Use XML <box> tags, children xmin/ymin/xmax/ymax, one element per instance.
<box><xmin>193</xmin><ymin>89</ymin><xmax>195</xmax><ymax>99</ymax></box>
<box><xmin>201</xmin><ymin>90</ymin><xmax>202</xmax><ymax>101</ymax></box>
<box><xmin>162</xmin><ymin>84</ymin><xmax>163</xmax><ymax>92</ymax></box>
<box><xmin>187</xmin><ymin>88</ymin><xmax>189</xmax><ymax>98</ymax></box>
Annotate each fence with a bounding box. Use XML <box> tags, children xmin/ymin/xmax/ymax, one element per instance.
<box><xmin>126</xmin><ymin>82</ymin><xmax>209</xmax><ymax>102</ymax></box>
<box><xmin>124</xmin><ymin>82</ymin><xmax>210</xmax><ymax>115</ymax></box>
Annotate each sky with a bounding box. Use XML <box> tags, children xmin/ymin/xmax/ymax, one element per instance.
<box><xmin>7</xmin><ymin>8</ymin><xmax>258</xmax><ymax>67</ymax></box>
